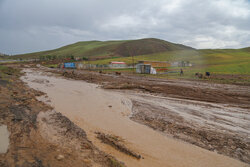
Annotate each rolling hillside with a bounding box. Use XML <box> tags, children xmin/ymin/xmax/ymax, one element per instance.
<box><xmin>11</xmin><ymin>38</ymin><xmax>250</xmax><ymax>76</ymax></box>
<box><xmin>241</xmin><ymin>47</ymin><xmax>250</xmax><ymax>52</ymax></box>
<box><xmin>13</xmin><ymin>38</ymin><xmax>194</xmax><ymax>59</ymax></box>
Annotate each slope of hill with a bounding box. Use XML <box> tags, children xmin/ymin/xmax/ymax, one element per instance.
<box><xmin>241</xmin><ymin>47</ymin><xmax>250</xmax><ymax>52</ymax></box>
<box><xmin>12</xmin><ymin>38</ymin><xmax>250</xmax><ymax>76</ymax></box>
<box><xmin>13</xmin><ymin>38</ymin><xmax>194</xmax><ymax>59</ymax></box>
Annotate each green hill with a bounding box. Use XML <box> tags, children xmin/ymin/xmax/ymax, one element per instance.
<box><xmin>241</xmin><ymin>47</ymin><xmax>250</xmax><ymax>52</ymax></box>
<box><xmin>11</xmin><ymin>38</ymin><xmax>250</xmax><ymax>78</ymax></box>
<box><xmin>13</xmin><ymin>38</ymin><xmax>194</xmax><ymax>60</ymax></box>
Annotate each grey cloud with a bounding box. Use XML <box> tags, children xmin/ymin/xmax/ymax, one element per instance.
<box><xmin>0</xmin><ymin>0</ymin><xmax>250</xmax><ymax>54</ymax></box>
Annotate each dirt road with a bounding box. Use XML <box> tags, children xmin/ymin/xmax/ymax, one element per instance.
<box><xmin>21</xmin><ymin>67</ymin><xmax>249</xmax><ymax>167</ymax></box>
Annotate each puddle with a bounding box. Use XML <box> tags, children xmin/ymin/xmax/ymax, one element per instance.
<box><xmin>0</xmin><ymin>125</ymin><xmax>9</xmax><ymax>153</ymax></box>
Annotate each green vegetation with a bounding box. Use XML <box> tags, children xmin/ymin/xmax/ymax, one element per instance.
<box><xmin>0</xmin><ymin>65</ymin><xmax>20</xmax><ymax>84</ymax></box>
<box><xmin>198</xmin><ymin>49</ymin><xmax>250</xmax><ymax>74</ymax></box>
<box><xmin>90</xmin><ymin>49</ymin><xmax>250</xmax><ymax>75</ymax></box>
<box><xmin>13</xmin><ymin>38</ymin><xmax>193</xmax><ymax>60</ymax></box>
<box><xmin>90</xmin><ymin>50</ymin><xmax>198</xmax><ymax>64</ymax></box>
<box><xmin>10</xmin><ymin>38</ymin><xmax>250</xmax><ymax>83</ymax></box>
<box><xmin>44</xmin><ymin>64</ymin><xmax>58</xmax><ymax>68</ymax></box>
<box><xmin>107</xmin><ymin>157</ymin><xmax>126</xmax><ymax>167</ymax></box>
<box><xmin>88</xmin><ymin>47</ymin><xmax>250</xmax><ymax>84</ymax></box>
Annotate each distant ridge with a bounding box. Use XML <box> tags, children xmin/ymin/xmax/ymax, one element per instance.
<box><xmin>13</xmin><ymin>38</ymin><xmax>194</xmax><ymax>59</ymax></box>
<box><xmin>241</xmin><ymin>47</ymin><xmax>250</xmax><ymax>52</ymax></box>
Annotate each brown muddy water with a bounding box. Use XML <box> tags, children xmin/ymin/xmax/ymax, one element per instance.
<box><xmin>0</xmin><ymin>125</ymin><xmax>9</xmax><ymax>153</ymax></box>
<box><xmin>21</xmin><ymin>68</ymin><xmax>248</xmax><ymax>167</ymax></box>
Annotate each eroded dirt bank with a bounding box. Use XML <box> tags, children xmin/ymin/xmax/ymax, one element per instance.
<box><xmin>0</xmin><ymin>66</ymin><xmax>125</xmax><ymax>167</ymax></box>
<box><xmin>21</xmin><ymin>67</ymin><xmax>249</xmax><ymax>167</ymax></box>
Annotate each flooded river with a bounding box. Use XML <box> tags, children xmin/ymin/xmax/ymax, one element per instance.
<box><xmin>21</xmin><ymin>68</ymin><xmax>248</xmax><ymax>167</ymax></box>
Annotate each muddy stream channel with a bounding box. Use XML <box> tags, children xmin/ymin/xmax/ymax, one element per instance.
<box><xmin>21</xmin><ymin>68</ymin><xmax>248</xmax><ymax>167</ymax></box>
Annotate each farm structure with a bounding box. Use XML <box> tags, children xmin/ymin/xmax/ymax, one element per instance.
<box><xmin>136</xmin><ymin>64</ymin><xmax>151</xmax><ymax>74</ymax></box>
<box><xmin>109</xmin><ymin>61</ymin><xmax>127</xmax><ymax>68</ymax></box>
<box><xmin>138</xmin><ymin>61</ymin><xmax>170</xmax><ymax>68</ymax></box>
<box><xmin>59</xmin><ymin>62</ymin><xmax>76</xmax><ymax>69</ymax></box>
<box><xmin>136</xmin><ymin>64</ymin><xmax>157</xmax><ymax>74</ymax></box>
<box><xmin>171</xmin><ymin>61</ymin><xmax>192</xmax><ymax>67</ymax></box>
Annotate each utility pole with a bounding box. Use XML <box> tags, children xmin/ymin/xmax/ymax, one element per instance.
<box><xmin>128</xmin><ymin>46</ymin><xmax>135</xmax><ymax>73</ymax></box>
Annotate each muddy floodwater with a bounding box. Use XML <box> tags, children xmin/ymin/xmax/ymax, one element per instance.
<box><xmin>21</xmin><ymin>68</ymin><xmax>249</xmax><ymax>167</ymax></box>
<box><xmin>0</xmin><ymin>125</ymin><xmax>9</xmax><ymax>153</ymax></box>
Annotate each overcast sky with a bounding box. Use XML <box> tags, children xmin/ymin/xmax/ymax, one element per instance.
<box><xmin>0</xmin><ymin>0</ymin><xmax>250</xmax><ymax>54</ymax></box>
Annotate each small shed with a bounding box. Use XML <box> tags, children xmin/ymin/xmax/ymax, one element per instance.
<box><xmin>64</xmin><ymin>62</ymin><xmax>76</xmax><ymax>69</ymax></box>
<box><xmin>109</xmin><ymin>61</ymin><xmax>127</xmax><ymax>68</ymax></box>
<box><xmin>136</xmin><ymin>64</ymin><xmax>151</xmax><ymax>74</ymax></box>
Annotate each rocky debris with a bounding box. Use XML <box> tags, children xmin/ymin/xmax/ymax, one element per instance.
<box><xmin>96</xmin><ymin>132</ymin><xmax>141</xmax><ymax>159</ymax></box>
<box><xmin>56</xmin><ymin>154</ymin><xmax>65</xmax><ymax>161</ymax></box>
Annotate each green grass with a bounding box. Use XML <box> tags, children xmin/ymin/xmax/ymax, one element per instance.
<box><xmin>108</xmin><ymin>157</ymin><xmax>126</xmax><ymax>167</ymax></box>
<box><xmin>10</xmin><ymin>38</ymin><xmax>250</xmax><ymax>83</ymax></box>
<box><xmin>197</xmin><ymin>49</ymin><xmax>250</xmax><ymax>74</ymax></box>
<box><xmin>89</xmin><ymin>50</ymin><xmax>199</xmax><ymax>64</ymax></box>
<box><xmin>13</xmin><ymin>40</ymin><xmax>125</xmax><ymax>59</ymax></box>
<box><xmin>0</xmin><ymin>65</ymin><xmax>20</xmax><ymax>83</ymax></box>
<box><xmin>44</xmin><ymin>64</ymin><xmax>58</xmax><ymax>68</ymax></box>
<box><xmin>90</xmin><ymin>49</ymin><xmax>250</xmax><ymax>75</ymax></box>
<box><xmin>13</xmin><ymin>38</ymin><xmax>193</xmax><ymax>60</ymax></box>
<box><xmin>87</xmin><ymin>48</ymin><xmax>250</xmax><ymax>84</ymax></box>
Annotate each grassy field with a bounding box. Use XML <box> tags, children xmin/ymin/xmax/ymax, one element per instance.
<box><xmin>0</xmin><ymin>65</ymin><xmax>20</xmax><ymax>83</ymax></box>
<box><xmin>89</xmin><ymin>49</ymin><xmax>250</xmax><ymax>75</ymax></box>
<box><xmin>198</xmin><ymin>49</ymin><xmax>250</xmax><ymax>74</ymax></box>
<box><xmin>86</xmin><ymin>48</ymin><xmax>250</xmax><ymax>84</ymax></box>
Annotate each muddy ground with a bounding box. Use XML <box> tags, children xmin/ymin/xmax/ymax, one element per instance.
<box><xmin>49</xmin><ymin>67</ymin><xmax>250</xmax><ymax>164</ymax></box>
<box><xmin>0</xmin><ymin>65</ymin><xmax>125</xmax><ymax>167</ymax></box>
<box><xmin>1</xmin><ymin>64</ymin><xmax>250</xmax><ymax>166</ymax></box>
<box><xmin>57</xmin><ymin>69</ymin><xmax>250</xmax><ymax>108</ymax></box>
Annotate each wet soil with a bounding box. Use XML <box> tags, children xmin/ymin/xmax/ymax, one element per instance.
<box><xmin>55</xmin><ymin>69</ymin><xmax>250</xmax><ymax>109</ymax></box>
<box><xmin>20</xmin><ymin>66</ymin><xmax>249</xmax><ymax>167</ymax></box>
<box><xmin>49</xmin><ymin>68</ymin><xmax>250</xmax><ymax>164</ymax></box>
<box><xmin>131</xmin><ymin>99</ymin><xmax>250</xmax><ymax>163</ymax></box>
<box><xmin>0</xmin><ymin>65</ymin><xmax>125</xmax><ymax>167</ymax></box>
<box><xmin>96</xmin><ymin>132</ymin><xmax>141</xmax><ymax>159</ymax></box>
